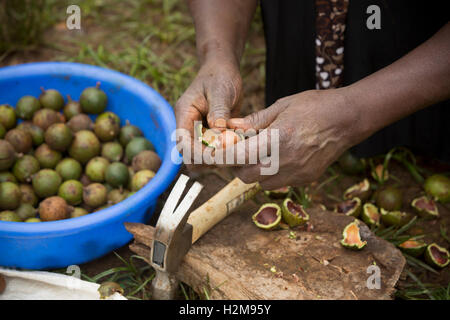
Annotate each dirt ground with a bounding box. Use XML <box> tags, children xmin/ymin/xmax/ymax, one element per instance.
<box><xmin>1</xmin><ymin>0</ymin><xmax>449</xmax><ymax>299</ymax></box>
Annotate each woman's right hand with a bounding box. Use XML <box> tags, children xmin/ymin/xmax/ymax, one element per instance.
<box><xmin>174</xmin><ymin>57</ymin><xmax>242</xmax><ymax>162</ymax></box>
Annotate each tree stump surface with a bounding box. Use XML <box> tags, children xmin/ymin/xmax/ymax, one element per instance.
<box><xmin>128</xmin><ymin>173</ymin><xmax>406</xmax><ymax>300</ymax></box>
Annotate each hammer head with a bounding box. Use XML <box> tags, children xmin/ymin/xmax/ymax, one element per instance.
<box><xmin>151</xmin><ymin>222</ymin><xmax>193</xmax><ymax>273</ymax></box>
<box><xmin>149</xmin><ymin>174</ymin><xmax>203</xmax><ymax>299</ymax></box>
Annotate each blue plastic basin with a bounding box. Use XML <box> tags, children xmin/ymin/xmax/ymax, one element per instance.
<box><xmin>0</xmin><ymin>62</ymin><xmax>180</xmax><ymax>269</ymax></box>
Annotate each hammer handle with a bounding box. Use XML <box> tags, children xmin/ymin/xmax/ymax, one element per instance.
<box><xmin>187</xmin><ymin>178</ymin><xmax>260</xmax><ymax>243</ymax></box>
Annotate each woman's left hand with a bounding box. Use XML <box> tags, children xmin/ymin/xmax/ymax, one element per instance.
<box><xmin>227</xmin><ymin>89</ymin><xmax>362</xmax><ymax>190</ymax></box>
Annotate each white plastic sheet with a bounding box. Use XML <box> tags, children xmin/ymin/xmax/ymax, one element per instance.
<box><xmin>0</xmin><ymin>267</ymin><xmax>127</xmax><ymax>300</ymax></box>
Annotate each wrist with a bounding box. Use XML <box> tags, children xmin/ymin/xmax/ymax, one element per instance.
<box><xmin>197</xmin><ymin>39</ymin><xmax>240</xmax><ymax>68</ymax></box>
<box><xmin>336</xmin><ymin>86</ymin><xmax>375</xmax><ymax>148</ymax></box>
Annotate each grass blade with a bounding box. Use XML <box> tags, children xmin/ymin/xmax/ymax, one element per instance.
<box><xmin>404</xmin><ymin>253</ymin><xmax>439</xmax><ymax>275</ymax></box>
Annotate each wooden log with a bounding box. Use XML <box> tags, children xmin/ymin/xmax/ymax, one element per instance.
<box><xmin>124</xmin><ymin>222</ymin><xmax>154</xmax><ymax>247</ymax></box>
<box><xmin>127</xmin><ymin>205</ymin><xmax>406</xmax><ymax>300</ymax></box>
<box><xmin>126</xmin><ymin>173</ymin><xmax>405</xmax><ymax>299</ymax></box>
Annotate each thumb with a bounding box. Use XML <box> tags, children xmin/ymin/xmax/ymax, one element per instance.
<box><xmin>206</xmin><ymin>76</ymin><xmax>243</xmax><ymax>129</ymax></box>
<box><xmin>206</xmin><ymin>93</ymin><xmax>233</xmax><ymax>129</ymax></box>
<box><xmin>228</xmin><ymin>99</ymin><xmax>289</xmax><ymax>130</ymax></box>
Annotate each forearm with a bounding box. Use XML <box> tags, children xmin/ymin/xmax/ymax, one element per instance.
<box><xmin>187</xmin><ymin>0</ymin><xmax>258</xmax><ymax>66</ymax></box>
<box><xmin>345</xmin><ymin>22</ymin><xmax>450</xmax><ymax>145</ymax></box>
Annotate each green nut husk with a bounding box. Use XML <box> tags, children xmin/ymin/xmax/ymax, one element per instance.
<box><xmin>67</xmin><ymin>114</ymin><xmax>94</xmax><ymax>132</ymax></box>
<box><xmin>20</xmin><ymin>184</ymin><xmax>38</xmax><ymax>207</ymax></box>
<box><xmin>32</xmin><ymin>108</ymin><xmax>61</xmax><ymax>131</ymax></box>
<box><xmin>85</xmin><ymin>157</ymin><xmax>110</xmax><ymax>182</ymax></box>
<box><xmin>119</xmin><ymin>124</ymin><xmax>142</xmax><ymax>146</ymax></box>
<box><xmin>371</xmin><ymin>164</ymin><xmax>389</xmax><ymax>183</ymax></box>
<box><xmin>131</xmin><ymin>150</ymin><xmax>161</xmax><ymax>172</ymax></box>
<box><xmin>105</xmin><ymin>162</ymin><xmax>129</xmax><ymax>188</ymax></box>
<box><xmin>380</xmin><ymin>208</ymin><xmax>412</xmax><ymax>227</ymax></box>
<box><xmin>424</xmin><ymin>243</ymin><xmax>449</xmax><ymax>268</ymax></box>
<box><xmin>55</xmin><ymin>158</ymin><xmax>83</xmax><ymax>181</ymax></box>
<box><xmin>94</xmin><ymin>112</ymin><xmax>120</xmax><ymax>142</ymax></box>
<box><xmin>107</xmin><ymin>189</ymin><xmax>129</xmax><ymax>205</ymax></box>
<box><xmin>398</xmin><ymin>239</ymin><xmax>427</xmax><ymax>258</ymax></box>
<box><xmin>101</xmin><ymin>142</ymin><xmax>124</xmax><ymax>162</ymax></box>
<box><xmin>0</xmin><ymin>182</ymin><xmax>21</xmax><ymax>210</ymax></box>
<box><xmin>125</xmin><ymin>137</ymin><xmax>154</xmax><ymax>163</ymax></box>
<box><xmin>71</xmin><ymin>207</ymin><xmax>89</xmax><ymax>218</ymax></box>
<box><xmin>252</xmin><ymin>203</ymin><xmax>282</xmax><ymax>230</ymax></box>
<box><xmin>32</xmin><ymin>169</ymin><xmax>62</xmax><ymax>198</ymax></box>
<box><xmin>12</xmin><ymin>155</ymin><xmax>40</xmax><ymax>183</ymax></box>
<box><xmin>0</xmin><ymin>140</ymin><xmax>16</xmax><ymax>171</ymax></box>
<box><xmin>376</xmin><ymin>186</ymin><xmax>403</xmax><ymax>211</ymax></box>
<box><xmin>334</xmin><ymin>197</ymin><xmax>361</xmax><ymax>218</ymax></box>
<box><xmin>83</xmin><ymin>183</ymin><xmax>108</xmax><ymax>208</ymax></box>
<box><xmin>98</xmin><ymin>281</ymin><xmax>124</xmax><ymax>299</ymax></box>
<box><xmin>15</xmin><ymin>203</ymin><xmax>37</xmax><ymax>220</ymax></box>
<box><xmin>69</xmin><ymin>130</ymin><xmax>101</xmax><ymax>164</ymax></box>
<box><xmin>0</xmin><ymin>171</ymin><xmax>17</xmax><ymax>183</ymax></box>
<box><xmin>5</xmin><ymin>128</ymin><xmax>33</xmax><ymax>154</ymax></box>
<box><xmin>63</xmin><ymin>96</ymin><xmax>82</xmax><ymax>120</ymax></box>
<box><xmin>80</xmin><ymin>84</ymin><xmax>108</xmax><ymax>114</ymax></box>
<box><xmin>0</xmin><ymin>210</ymin><xmax>21</xmax><ymax>222</ymax></box>
<box><xmin>17</xmin><ymin>122</ymin><xmax>44</xmax><ymax>146</ymax></box>
<box><xmin>338</xmin><ymin>151</ymin><xmax>366</xmax><ymax>175</ymax></box>
<box><xmin>25</xmin><ymin>217</ymin><xmax>41</xmax><ymax>223</ymax></box>
<box><xmin>45</xmin><ymin>123</ymin><xmax>73</xmax><ymax>152</ymax></box>
<box><xmin>39</xmin><ymin>88</ymin><xmax>64</xmax><ymax>110</ymax></box>
<box><xmin>411</xmin><ymin>195</ymin><xmax>439</xmax><ymax>219</ymax></box>
<box><xmin>130</xmin><ymin>169</ymin><xmax>154</xmax><ymax>191</ymax></box>
<box><xmin>0</xmin><ymin>104</ymin><xmax>17</xmax><ymax>130</ymax></box>
<box><xmin>340</xmin><ymin>220</ymin><xmax>367</xmax><ymax>250</ymax></box>
<box><xmin>281</xmin><ymin>198</ymin><xmax>309</xmax><ymax>227</ymax></box>
<box><xmin>15</xmin><ymin>95</ymin><xmax>41</xmax><ymax>120</ymax></box>
<box><xmin>343</xmin><ymin>179</ymin><xmax>371</xmax><ymax>202</ymax></box>
<box><xmin>58</xmin><ymin>180</ymin><xmax>84</xmax><ymax>205</ymax></box>
<box><xmin>361</xmin><ymin>203</ymin><xmax>381</xmax><ymax>227</ymax></box>
<box><xmin>35</xmin><ymin>144</ymin><xmax>62</xmax><ymax>169</ymax></box>
<box><xmin>424</xmin><ymin>174</ymin><xmax>450</xmax><ymax>204</ymax></box>
<box><xmin>263</xmin><ymin>186</ymin><xmax>291</xmax><ymax>199</ymax></box>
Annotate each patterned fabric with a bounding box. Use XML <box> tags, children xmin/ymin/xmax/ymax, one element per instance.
<box><xmin>315</xmin><ymin>0</ymin><xmax>349</xmax><ymax>89</ymax></box>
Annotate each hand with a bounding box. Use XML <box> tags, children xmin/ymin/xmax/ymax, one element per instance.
<box><xmin>174</xmin><ymin>58</ymin><xmax>242</xmax><ymax>163</ymax></box>
<box><xmin>227</xmin><ymin>89</ymin><xmax>361</xmax><ymax>189</ymax></box>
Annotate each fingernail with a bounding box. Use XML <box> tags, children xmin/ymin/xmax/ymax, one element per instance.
<box><xmin>229</xmin><ymin>118</ymin><xmax>245</xmax><ymax>125</ymax></box>
<box><xmin>214</xmin><ymin>119</ymin><xmax>227</xmax><ymax>128</ymax></box>
<box><xmin>228</xmin><ymin>118</ymin><xmax>246</xmax><ymax>129</ymax></box>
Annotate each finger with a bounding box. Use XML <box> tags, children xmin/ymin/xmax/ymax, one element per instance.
<box><xmin>228</xmin><ymin>99</ymin><xmax>289</xmax><ymax>130</ymax></box>
<box><xmin>259</xmin><ymin>176</ymin><xmax>289</xmax><ymax>191</ymax></box>
<box><xmin>206</xmin><ymin>83</ymin><xmax>238</xmax><ymax>129</ymax></box>
<box><xmin>211</xmin><ymin>129</ymin><xmax>265</xmax><ymax>167</ymax></box>
<box><xmin>231</xmin><ymin>164</ymin><xmax>270</xmax><ymax>185</ymax></box>
<box><xmin>175</xmin><ymin>94</ymin><xmax>204</xmax><ymax>133</ymax></box>
<box><xmin>210</xmin><ymin>127</ymin><xmax>279</xmax><ymax>171</ymax></box>
<box><xmin>174</xmin><ymin>94</ymin><xmax>208</xmax><ymax>166</ymax></box>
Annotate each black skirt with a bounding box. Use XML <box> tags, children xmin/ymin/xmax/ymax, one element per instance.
<box><xmin>260</xmin><ymin>0</ymin><xmax>450</xmax><ymax>161</ymax></box>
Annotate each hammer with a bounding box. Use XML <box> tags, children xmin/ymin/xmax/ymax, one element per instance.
<box><xmin>125</xmin><ymin>174</ymin><xmax>260</xmax><ymax>300</ymax></box>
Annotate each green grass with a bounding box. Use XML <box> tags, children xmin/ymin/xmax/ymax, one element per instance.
<box><xmin>397</xmin><ymin>272</ymin><xmax>450</xmax><ymax>300</ymax></box>
<box><xmin>0</xmin><ymin>0</ymin><xmax>57</xmax><ymax>55</ymax></box>
<box><xmin>81</xmin><ymin>252</ymin><xmax>155</xmax><ymax>300</ymax></box>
